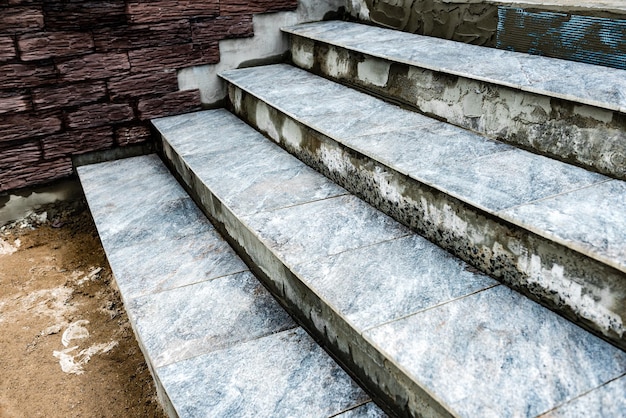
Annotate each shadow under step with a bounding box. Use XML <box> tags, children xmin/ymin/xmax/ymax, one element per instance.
<box><xmin>76</xmin><ymin>155</ymin><xmax>381</xmax><ymax>418</ymax></box>
<box><xmin>283</xmin><ymin>20</ymin><xmax>626</xmax><ymax>180</ymax></box>
<box><xmin>154</xmin><ymin>108</ymin><xmax>626</xmax><ymax>417</ymax></box>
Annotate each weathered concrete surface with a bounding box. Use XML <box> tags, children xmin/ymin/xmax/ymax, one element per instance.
<box><xmin>286</xmin><ymin>21</ymin><xmax>626</xmax><ymax>180</ymax></box>
<box><xmin>222</xmin><ymin>65</ymin><xmax>626</xmax><ymax>349</ymax></box>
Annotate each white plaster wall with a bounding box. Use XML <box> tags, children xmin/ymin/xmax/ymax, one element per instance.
<box><xmin>178</xmin><ymin>0</ymin><xmax>346</xmax><ymax>105</ymax></box>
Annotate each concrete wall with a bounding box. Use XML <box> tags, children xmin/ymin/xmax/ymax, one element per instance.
<box><xmin>0</xmin><ymin>0</ymin><xmax>316</xmax><ymax>193</ymax></box>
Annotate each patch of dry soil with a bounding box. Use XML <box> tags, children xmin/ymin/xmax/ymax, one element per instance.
<box><xmin>0</xmin><ymin>202</ymin><xmax>166</xmax><ymax>418</ymax></box>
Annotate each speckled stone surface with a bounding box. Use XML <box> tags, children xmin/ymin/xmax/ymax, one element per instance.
<box><xmin>157</xmin><ymin>328</ymin><xmax>371</xmax><ymax>418</ymax></box>
<box><xmin>242</xmin><ymin>195</ymin><xmax>411</xmax><ymax>267</ymax></box>
<box><xmin>155</xmin><ymin>109</ymin><xmax>626</xmax><ymax>416</ymax></box>
<box><xmin>546</xmin><ymin>376</ymin><xmax>626</xmax><ymax>417</ymax></box>
<box><xmin>127</xmin><ymin>271</ymin><xmax>296</xmax><ymax>368</ymax></box>
<box><xmin>282</xmin><ymin>21</ymin><xmax>626</xmax><ymax>112</ymax></box>
<box><xmin>334</xmin><ymin>402</ymin><xmax>387</xmax><ymax>417</ymax></box>
<box><xmin>78</xmin><ymin>154</ymin><xmax>376</xmax><ymax>417</ymax></box>
<box><xmin>293</xmin><ymin>234</ymin><xmax>497</xmax><ymax>330</ymax></box>
<box><xmin>364</xmin><ymin>285</ymin><xmax>626</xmax><ymax>417</ymax></box>
<box><xmin>501</xmin><ymin>180</ymin><xmax>626</xmax><ymax>272</ymax></box>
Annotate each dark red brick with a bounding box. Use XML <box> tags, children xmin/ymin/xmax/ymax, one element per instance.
<box><xmin>220</xmin><ymin>0</ymin><xmax>297</xmax><ymax>15</ymax></box>
<box><xmin>0</xmin><ymin>157</ymin><xmax>72</xmax><ymax>192</ymax></box>
<box><xmin>0</xmin><ymin>7</ymin><xmax>43</xmax><ymax>33</ymax></box>
<box><xmin>43</xmin><ymin>1</ymin><xmax>126</xmax><ymax>30</ymax></box>
<box><xmin>0</xmin><ymin>36</ymin><xmax>15</xmax><ymax>61</ymax></box>
<box><xmin>67</xmin><ymin>102</ymin><xmax>134</xmax><ymax>129</ymax></box>
<box><xmin>0</xmin><ymin>139</ymin><xmax>41</xmax><ymax>170</ymax></box>
<box><xmin>57</xmin><ymin>52</ymin><xmax>130</xmax><ymax>82</ymax></box>
<box><xmin>18</xmin><ymin>31</ymin><xmax>94</xmax><ymax>61</ymax></box>
<box><xmin>107</xmin><ymin>72</ymin><xmax>179</xmax><ymax>101</ymax></box>
<box><xmin>0</xmin><ymin>91</ymin><xmax>31</xmax><ymax>114</ymax></box>
<box><xmin>94</xmin><ymin>20</ymin><xmax>190</xmax><ymax>52</ymax></box>
<box><xmin>1</xmin><ymin>62</ymin><xmax>56</xmax><ymax>88</ymax></box>
<box><xmin>115</xmin><ymin>124</ymin><xmax>152</xmax><ymax>146</ymax></box>
<box><xmin>138</xmin><ymin>89</ymin><xmax>201</xmax><ymax>120</ymax></box>
<box><xmin>126</xmin><ymin>1</ymin><xmax>219</xmax><ymax>24</ymax></box>
<box><xmin>192</xmin><ymin>15</ymin><xmax>253</xmax><ymax>43</ymax></box>
<box><xmin>32</xmin><ymin>81</ymin><xmax>107</xmax><ymax>111</ymax></box>
<box><xmin>0</xmin><ymin>112</ymin><xmax>62</xmax><ymax>142</ymax></box>
<box><xmin>128</xmin><ymin>43</ymin><xmax>218</xmax><ymax>73</ymax></box>
<box><xmin>42</xmin><ymin>126</ymin><xmax>114</xmax><ymax>159</ymax></box>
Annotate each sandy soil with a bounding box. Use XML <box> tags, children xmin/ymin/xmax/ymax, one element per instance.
<box><xmin>0</xmin><ymin>201</ymin><xmax>166</xmax><ymax>418</ymax></box>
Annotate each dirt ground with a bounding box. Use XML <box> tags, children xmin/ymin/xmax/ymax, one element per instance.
<box><xmin>0</xmin><ymin>201</ymin><xmax>166</xmax><ymax>418</ymax></box>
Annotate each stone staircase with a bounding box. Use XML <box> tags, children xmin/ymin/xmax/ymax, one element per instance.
<box><xmin>77</xmin><ymin>16</ymin><xmax>625</xmax><ymax>418</ymax></box>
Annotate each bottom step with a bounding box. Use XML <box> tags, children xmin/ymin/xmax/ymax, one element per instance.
<box><xmin>77</xmin><ymin>155</ymin><xmax>382</xmax><ymax>417</ymax></box>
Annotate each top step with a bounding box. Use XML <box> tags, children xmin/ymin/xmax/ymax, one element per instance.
<box><xmin>284</xmin><ymin>20</ymin><xmax>626</xmax><ymax>180</ymax></box>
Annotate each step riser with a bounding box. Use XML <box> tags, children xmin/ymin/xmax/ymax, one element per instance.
<box><xmin>160</xmin><ymin>134</ymin><xmax>454</xmax><ymax>418</ymax></box>
<box><xmin>290</xmin><ymin>36</ymin><xmax>626</xmax><ymax>180</ymax></box>
<box><xmin>227</xmin><ymin>83</ymin><xmax>626</xmax><ymax>349</ymax></box>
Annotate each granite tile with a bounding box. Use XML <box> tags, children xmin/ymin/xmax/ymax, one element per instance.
<box><xmin>342</xmin><ymin>124</ymin><xmax>513</xmax><ymax>177</ymax></box>
<box><xmin>415</xmin><ymin>148</ymin><xmax>607</xmax><ymax>212</ymax></box>
<box><xmin>293</xmin><ymin>234</ymin><xmax>497</xmax><ymax>330</ymax></box>
<box><xmin>157</xmin><ymin>327</ymin><xmax>370</xmax><ymax>418</ymax></box>
<box><xmin>500</xmin><ymin>180</ymin><xmax>626</xmax><ymax>272</ymax></box>
<box><xmin>545</xmin><ymin>376</ymin><xmax>626</xmax><ymax>417</ymax></box>
<box><xmin>242</xmin><ymin>195</ymin><xmax>411</xmax><ymax>267</ymax></box>
<box><xmin>364</xmin><ymin>286</ymin><xmax>626</xmax><ymax>417</ymax></box>
<box><xmin>105</xmin><ymin>229</ymin><xmax>248</xmax><ymax>299</ymax></box>
<box><xmin>128</xmin><ymin>271</ymin><xmax>297</xmax><ymax>368</ymax></box>
<box><xmin>283</xmin><ymin>21</ymin><xmax>626</xmax><ymax>112</ymax></box>
<box><xmin>333</xmin><ymin>402</ymin><xmax>387</xmax><ymax>417</ymax></box>
<box><xmin>153</xmin><ymin>109</ymin><xmax>264</xmax><ymax>158</ymax></box>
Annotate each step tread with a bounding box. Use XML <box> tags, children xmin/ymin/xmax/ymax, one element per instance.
<box><xmin>282</xmin><ymin>20</ymin><xmax>626</xmax><ymax>113</ymax></box>
<box><xmin>154</xmin><ymin>109</ymin><xmax>626</xmax><ymax>417</ymax></box>
<box><xmin>76</xmin><ymin>155</ymin><xmax>377</xmax><ymax>417</ymax></box>
<box><xmin>219</xmin><ymin>64</ymin><xmax>626</xmax><ymax>273</ymax></box>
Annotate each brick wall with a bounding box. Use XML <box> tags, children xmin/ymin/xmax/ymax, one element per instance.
<box><xmin>0</xmin><ymin>0</ymin><xmax>297</xmax><ymax>192</ymax></box>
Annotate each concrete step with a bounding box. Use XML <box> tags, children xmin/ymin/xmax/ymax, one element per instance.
<box><xmin>76</xmin><ymin>155</ymin><xmax>382</xmax><ymax>418</ymax></box>
<box><xmin>283</xmin><ymin>20</ymin><xmax>626</xmax><ymax>180</ymax></box>
<box><xmin>153</xmin><ymin>108</ymin><xmax>626</xmax><ymax>417</ymax></box>
<box><xmin>219</xmin><ymin>63</ymin><xmax>626</xmax><ymax>349</ymax></box>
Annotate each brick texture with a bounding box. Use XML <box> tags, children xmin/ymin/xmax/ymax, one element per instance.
<box><xmin>108</xmin><ymin>72</ymin><xmax>179</xmax><ymax>101</ymax></box>
<box><xmin>0</xmin><ymin>36</ymin><xmax>16</xmax><ymax>61</ymax></box>
<box><xmin>42</xmin><ymin>127</ymin><xmax>114</xmax><ymax>159</ymax></box>
<box><xmin>115</xmin><ymin>124</ymin><xmax>152</xmax><ymax>146</ymax></box>
<box><xmin>126</xmin><ymin>1</ymin><xmax>219</xmax><ymax>23</ymax></box>
<box><xmin>67</xmin><ymin>103</ymin><xmax>134</xmax><ymax>130</ymax></box>
<box><xmin>18</xmin><ymin>31</ymin><xmax>94</xmax><ymax>60</ymax></box>
<box><xmin>220</xmin><ymin>0</ymin><xmax>297</xmax><ymax>15</ymax></box>
<box><xmin>0</xmin><ymin>0</ymin><xmax>297</xmax><ymax>192</ymax></box>
<box><xmin>0</xmin><ymin>112</ymin><xmax>63</xmax><ymax>142</ymax></box>
<box><xmin>33</xmin><ymin>81</ymin><xmax>107</xmax><ymax>111</ymax></box>
<box><xmin>138</xmin><ymin>89</ymin><xmax>201</xmax><ymax>120</ymax></box>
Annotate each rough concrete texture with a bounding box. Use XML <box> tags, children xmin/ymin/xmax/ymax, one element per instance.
<box><xmin>177</xmin><ymin>0</ymin><xmax>344</xmax><ymax>104</ymax></box>
<box><xmin>224</xmin><ymin>78</ymin><xmax>626</xmax><ymax>349</ymax></box>
<box><xmin>288</xmin><ymin>29</ymin><xmax>626</xmax><ymax>180</ymax></box>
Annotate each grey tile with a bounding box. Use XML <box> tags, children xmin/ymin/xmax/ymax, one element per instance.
<box><xmin>293</xmin><ymin>234</ymin><xmax>497</xmax><ymax>330</ymax></box>
<box><xmin>364</xmin><ymin>286</ymin><xmax>626</xmax><ymax>417</ymax></box>
<box><xmin>284</xmin><ymin>21</ymin><xmax>626</xmax><ymax>112</ymax></box>
<box><xmin>128</xmin><ymin>271</ymin><xmax>297</xmax><ymax>368</ymax></box>
<box><xmin>106</xmin><ymin>229</ymin><xmax>248</xmax><ymax>299</ymax></box>
<box><xmin>416</xmin><ymin>149</ymin><xmax>607</xmax><ymax>212</ymax></box>
<box><xmin>545</xmin><ymin>376</ymin><xmax>626</xmax><ymax>417</ymax></box>
<box><xmin>186</xmin><ymin>144</ymin><xmax>347</xmax><ymax>216</ymax></box>
<box><xmin>157</xmin><ymin>327</ymin><xmax>370</xmax><ymax>418</ymax></box>
<box><xmin>342</xmin><ymin>124</ymin><xmax>513</xmax><ymax>177</ymax></box>
<box><xmin>500</xmin><ymin>180</ymin><xmax>626</xmax><ymax>272</ymax></box>
<box><xmin>242</xmin><ymin>195</ymin><xmax>411</xmax><ymax>267</ymax></box>
<box><xmin>333</xmin><ymin>402</ymin><xmax>387</xmax><ymax>417</ymax></box>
